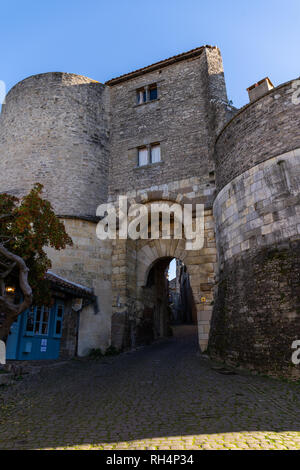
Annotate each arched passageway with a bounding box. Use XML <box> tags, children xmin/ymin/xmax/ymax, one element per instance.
<box><xmin>110</xmin><ymin>195</ymin><xmax>217</xmax><ymax>353</ymax></box>
<box><xmin>111</xmin><ymin>237</ymin><xmax>216</xmax><ymax>352</ymax></box>
<box><xmin>167</xmin><ymin>259</ymin><xmax>197</xmax><ymax>326</ymax></box>
<box><xmin>135</xmin><ymin>256</ymin><xmax>197</xmax><ymax>345</ymax></box>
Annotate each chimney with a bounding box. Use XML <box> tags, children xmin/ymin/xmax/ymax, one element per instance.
<box><xmin>247</xmin><ymin>77</ymin><xmax>274</xmax><ymax>102</ymax></box>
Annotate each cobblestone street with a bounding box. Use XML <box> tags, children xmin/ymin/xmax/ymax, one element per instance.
<box><xmin>1</xmin><ymin>326</ymin><xmax>300</xmax><ymax>450</ymax></box>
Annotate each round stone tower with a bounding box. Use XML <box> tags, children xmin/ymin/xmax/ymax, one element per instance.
<box><xmin>0</xmin><ymin>72</ymin><xmax>109</xmax><ymax>217</ymax></box>
<box><xmin>0</xmin><ymin>72</ymin><xmax>113</xmax><ymax>355</ymax></box>
<box><xmin>209</xmin><ymin>78</ymin><xmax>300</xmax><ymax>377</ymax></box>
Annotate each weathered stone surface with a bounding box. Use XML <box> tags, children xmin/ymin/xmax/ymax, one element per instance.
<box><xmin>210</xmin><ymin>78</ymin><xmax>300</xmax><ymax>378</ymax></box>
<box><xmin>108</xmin><ymin>47</ymin><xmax>232</xmax><ymax>195</ymax></box>
<box><xmin>0</xmin><ymin>73</ymin><xmax>110</xmax><ymax>217</ymax></box>
<box><xmin>46</xmin><ymin>219</ymin><xmax>112</xmax><ymax>355</ymax></box>
<box><xmin>215</xmin><ymin>79</ymin><xmax>300</xmax><ymax>192</ymax></box>
<box><xmin>209</xmin><ymin>239</ymin><xmax>300</xmax><ymax>379</ymax></box>
<box><xmin>213</xmin><ymin>150</ymin><xmax>300</xmax><ymax>263</ymax></box>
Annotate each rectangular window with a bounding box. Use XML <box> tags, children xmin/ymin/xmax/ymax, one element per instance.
<box><xmin>150</xmin><ymin>144</ymin><xmax>161</xmax><ymax>163</ymax></box>
<box><xmin>41</xmin><ymin>308</ymin><xmax>50</xmax><ymax>335</ymax></box>
<box><xmin>136</xmin><ymin>83</ymin><xmax>158</xmax><ymax>104</ymax></box>
<box><xmin>149</xmin><ymin>85</ymin><xmax>158</xmax><ymax>101</ymax></box>
<box><xmin>137</xmin><ymin>143</ymin><xmax>161</xmax><ymax>167</ymax></box>
<box><xmin>137</xmin><ymin>88</ymin><xmax>146</xmax><ymax>105</ymax></box>
<box><xmin>25</xmin><ymin>307</ymin><xmax>35</xmax><ymax>334</ymax></box>
<box><xmin>138</xmin><ymin>147</ymin><xmax>148</xmax><ymax>166</ymax></box>
<box><xmin>25</xmin><ymin>306</ymin><xmax>50</xmax><ymax>336</ymax></box>
<box><xmin>34</xmin><ymin>307</ymin><xmax>42</xmax><ymax>334</ymax></box>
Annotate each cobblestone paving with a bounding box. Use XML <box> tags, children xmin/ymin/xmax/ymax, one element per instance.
<box><xmin>1</xmin><ymin>327</ymin><xmax>300</xmax><ymax>450</ymax></box>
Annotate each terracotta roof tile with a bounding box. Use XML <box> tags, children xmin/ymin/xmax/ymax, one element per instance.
<box><xmin>105</xmin><ymin>45</ymin><xmax>217</xmax><ymax>86</ymax></box>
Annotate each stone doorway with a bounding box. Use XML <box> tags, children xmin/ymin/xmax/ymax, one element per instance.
<box><xmin>111</xmin><ymin>229</ymin><xmax>217</xmax><ymax>353</ymax></box>
<box><xmin>109</xmin><ymin>195</ymin><xmax>217</xmax><ymax>353</ymax></box>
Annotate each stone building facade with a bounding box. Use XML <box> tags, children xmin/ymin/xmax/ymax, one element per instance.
<box><xmin>0</xmin><ymin>45</ymin><xmax>299</xmax><ymax>377</ymax></box>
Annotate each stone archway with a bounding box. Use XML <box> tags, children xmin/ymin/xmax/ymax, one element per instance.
<box><xmin>110</xmin><ymin>188</ymin><xmax>217</xmax><ymax>352</ymax></box>
<box><xmin>111</xmin><ymin>214</ymin><xmax>216</xmax><ymax>352</ymax></box>
<box><xmin>135</xmin><ymin>238</ymin><xmax>215</xmax><ymax>351</ymax></box>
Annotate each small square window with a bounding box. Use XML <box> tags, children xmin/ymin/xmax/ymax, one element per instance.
<box><xmin>136</xmin><ymin>84</ymin><xmax>158</xmax><ymax>104</ymax></box>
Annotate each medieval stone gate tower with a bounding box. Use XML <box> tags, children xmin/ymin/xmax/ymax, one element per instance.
<box><xmin>0</xmin><ymin>45</ymin><xmax>299</xmax><ymax>377</ymax></box>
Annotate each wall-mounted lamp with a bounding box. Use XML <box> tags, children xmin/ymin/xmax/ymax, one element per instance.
<box><xmin>5</xmin><ymin>286</ymin><xmax>16</xmax><ymax>294</ymax></box>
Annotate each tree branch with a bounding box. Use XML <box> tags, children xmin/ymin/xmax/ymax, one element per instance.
<box><xmin>0</xmin><ymin>243</ymin><xmax>32</xmax><ymax>314</ymax></box>
<box><xmin>0</xmin><ymin>259</ymin><xmax>17</xmax><ymax>278</ymax></box>
<box><xmin>0</xmin><ymin>238</ymin><xmax>13</xmax><ymax>246</ymax></box>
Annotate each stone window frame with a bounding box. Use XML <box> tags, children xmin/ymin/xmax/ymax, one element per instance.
<box><xmin>135</xmin><ymin>83</ymin><xmax>159</xmax><ymax>106</ymax></box>
<box><xmin>137</xmin><ymin>142</ymin><xmax>162</xmax><ymax>167</ymax></box>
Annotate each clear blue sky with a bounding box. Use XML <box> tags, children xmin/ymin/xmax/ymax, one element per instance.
<box><xmin>1</xmin><ymin>0</ymin><xmax>299</xmax><ymax>108</ymax></box>
<box><xmin>168</xmin><ymin>259</ymin><xmax>176</xmax><ymax>281</ymax></box>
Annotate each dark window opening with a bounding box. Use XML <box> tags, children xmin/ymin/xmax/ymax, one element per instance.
<box><xmin>136</xmin><ymin>83</ymin><xmax>158</xmax><ymax>104</ymax></box>
<box><xmin>149</xmin><ymin>85</ymin><xmax>158</xmax><ymax>101</ymax></box>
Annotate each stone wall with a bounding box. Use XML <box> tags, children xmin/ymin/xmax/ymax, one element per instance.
<box><xmin>4</xmin><ymin>47</ymin><xmax>298</xmax><ymax>375</ymax></box>
<box><xmin>210</xmin><ymin>76</ymin><xmax>300</xmax><ymax>377</ymax></box>
<box><xmin>107</xmin><ymin>47</ymin><xmax>230</xmax><ymax>196</ymax></box>
<box><xmin>46</xmin><ymin>218</ymin><xmax>112</xmax><ymax>356</ymax></box>
<box><xmin>0</xmin><ymin>72</ymin><xmax>110</xmax><ymax>217</ymax></box>
<box><xmin>215</xmin><ymin>79</ymin><xmax>300</xmax><ymax>192</ymax></box>
<box><xmin>209</xmin><ymin>240</ymin><xmax>300</xmax><ymax>379</ymax></box>
<box><xmin>214</xmin><ymin>150</ymin><xmax>300</xmax><ymax>264</ymax></box>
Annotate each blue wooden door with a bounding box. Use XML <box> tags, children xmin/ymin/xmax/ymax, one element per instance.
<box><xmin>6</xmin><ymin>300</ymin><xmax>64</xmax><ymax>361</ymax></box>
<box><xmin>6</xmin><ymin>315</ymin><xmax>22</xmax><ymax>360</ymax></box>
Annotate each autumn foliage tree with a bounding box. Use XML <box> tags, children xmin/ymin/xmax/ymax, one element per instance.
<box><xmin>0</xmin><ymin>184</ymin><xmax>72</xmax><ymax>341</ymax></box>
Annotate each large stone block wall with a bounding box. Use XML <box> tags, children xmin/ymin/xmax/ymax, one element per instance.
<box><xmin>215</xmin><ymin>79</ymin><xmax>300</xmax><ymax>192</ymax></box>
<box><xmin>46</xmin><ymin>218</ymin><xmax>112</xmax><ymax>356</ymax></box>
<box><xmin>209</xmin><ymin>240</ymin><xmax>300</xmax><ymax>378</ymax></box>
<box><xmin>214</xmin><ymin>150</ymin><xmax>300</xmax><ymax>264</ymax></box>
<box><xmin>210</xmin><ymin>77</ymin><xmax>300</xmax><ymax>378</ymax></box>
<box><xmin>0</xmin><ymin>72</ymin><xmax>110</xmax><ymax>217</ymax></box>
<box><xmin>107</xmin><ymin>47</ymin><xmax>229</xmax><ymax>196</ymax></box>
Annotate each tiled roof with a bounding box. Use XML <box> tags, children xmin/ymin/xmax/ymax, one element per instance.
<box><xmin>105</xmin><ymin>45</ymin><xmax>217</xmax><ymax>86</ymax></box>
<box><xmin>45</xmin><ymin>271</ymin><xmax>95</xmax><ymax>299</ymax></box>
